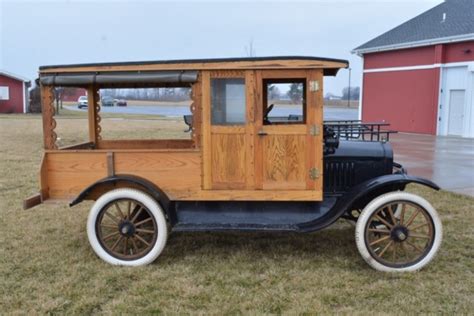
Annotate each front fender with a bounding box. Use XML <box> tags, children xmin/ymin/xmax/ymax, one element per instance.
<box><xmin>297</xmin><ymin>174</ymin><xmax>439</xmax><ymax>232</ymax></box>
<box><xmin>337</xmin><ymin>174</ymin><xmax>439</xmax><ymax>214</ymax></box>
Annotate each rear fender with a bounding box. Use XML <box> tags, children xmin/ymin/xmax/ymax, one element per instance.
<box><xmin>69</xmin><ymin>174</ymin><xmax>175</xmax><ymax>223</ymax></box>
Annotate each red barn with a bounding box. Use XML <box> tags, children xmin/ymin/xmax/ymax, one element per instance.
<box><xmin>0</xmin><ymin>70</ymin><xmax>31</xmax><ymax>114</ymax></box>
<box><xmin>62</xmin><ymin>88</ymin><xmax>88</xmax><ymax>102</ymax></box>
<box><xmin>353</xmin><ymin>0</ymin><xmax>474</xmax><ymax>138</ymax></box>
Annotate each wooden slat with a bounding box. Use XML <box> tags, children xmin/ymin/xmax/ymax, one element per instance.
<box><xmin>173</xmin><ymin>189</ymin><xmax>322</xmax><ymax>201</ymax></box>
<box><xmin>306</xmin><ymin>70</ymin><xmax>316</xmax><ymax>190</ymax></box>
<box><xmin>40</xmin><ymin>85</ymin><xmax>57</xmax><ymax>150</ymax></box>
<box><xmin>260</xmin><ymin>125</ymin><xmax>307</xmax><ymax>135</ymax></box>
<box><xmin>107</xmin><ymin>152</ymin><xmax>115</xmax><ymax>176</ymax></box>
<box><xmin>97</xmin><ymin>139</ymin><xmax>194</xmax><ymax>150</ymax></box>
<box><xmin>311</xmin><ymin>69</ymin><xmax>324</xmax><ymax>192</ymax></box>
<box><xmin>260</xmin><ymin>69</ymin><xmax>308</xmax><ymax>79</ymax></box>
<box><xmin>87</xmin><ymin>85</ymin><xmax>100</xmax><ymax>143</ymax></box>
<box><xmin>201</xmin><ymin>71</ymin><xmax>212</xmax><ymax>189</ymax></box>
<box><xmin>254</xmin><ymin>70</ymin><xmax>264</xmax><ymax>189</ymax></box>
<box><xmin>40</xmin><ymin>59</ymin><xmax>348</xmax><ymax>74</ymax></box>
<box><xmin>39</xmin><ymin>153</ymin><xmax>49</xmax><ymax>200</ymax></box>
<box><xmin>210</xmin><ymin>70</ymin><xmax>245</xmax><ymax>78</ymax></box>
<box><xmin>210</xmin><ymin>126</ymin><xmax>246</xmax><ymax>134</ymax></box>
<box><xmin>23</xmin><ymin>194</ymin><xmax>42</xmax><ymax>210</ymax></box>
<box><xmin>191</xmin><ymin>76</ymin><xmax>202</xmax><ymax>148</ymax></box>
<box><xmin>245</xmin><ymin>70</ymin><xmax>256</xmax><ymax>189</ymax></box>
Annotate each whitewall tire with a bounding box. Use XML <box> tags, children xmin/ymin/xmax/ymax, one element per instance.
<box><xmin>87</xmin><ymin>188</ymin><xmax>168</xmax><ymax>266</ymax></box>
<box><xmin>355</xmin><ymin>192</ymin><xmax>442</xmax><ymax>272</ymax></box>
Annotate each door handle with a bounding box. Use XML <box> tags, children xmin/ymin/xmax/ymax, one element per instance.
<box><xmin>257</xmin><ymin>130</ymin><xmax>268</xmax><ymax>136</ymax></box>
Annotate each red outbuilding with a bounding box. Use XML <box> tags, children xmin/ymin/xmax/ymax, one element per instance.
<box><xmin>353</xmin><ymin>0</ymin><xmax>474</xmax><ymax>138</ymax></box>
<box><xmin>0</xmin><ymin>70</ymin><xmax>31</xmax><ymax>114</ymax></box>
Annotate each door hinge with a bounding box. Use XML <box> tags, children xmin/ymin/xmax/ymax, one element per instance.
<box><xmin>309</xmin><ymin>80</ymin><xmax>320</xmax><ymax>92</ymax></box>
<box><xmin>309</xmin><ymin>167</ymin><xmax>320</xmax><ymax>180</ymax></box>
<box><xmin>310</xmin><ymin>125</ymin><xmax>320</xmax><ymax>136</ymax></box>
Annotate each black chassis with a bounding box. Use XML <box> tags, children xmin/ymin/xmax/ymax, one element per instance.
<box><xmin>71</xmin><ymin>140</ymin><xmax>439</xmax><ymax>233</ymax></box>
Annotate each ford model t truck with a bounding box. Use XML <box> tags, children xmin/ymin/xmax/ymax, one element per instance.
<box><xmin>24</xmin><ymin>57</ymin><xmax>442</xmax><ymax>272</ymax></box>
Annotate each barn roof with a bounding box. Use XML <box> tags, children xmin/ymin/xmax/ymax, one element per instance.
<box><xmin>353</xmin><ymin>0</ymin><xmax>474</xmax><ymax>55</ymax></box>
<box><xmin>0</xmin><ymin>69</ymin><xmax>30</xmax><ymax>82</ymax></box>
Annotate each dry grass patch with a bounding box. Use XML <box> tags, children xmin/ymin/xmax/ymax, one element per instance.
<box><xmin>0</xmin><ymin>114</ymin><xmax>473</xmax><ymax>314</ymax></box>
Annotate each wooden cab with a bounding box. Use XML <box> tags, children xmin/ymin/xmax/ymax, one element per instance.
<box><xmin>25</xmin><ymin>56</ymin><xmax>348</xmax><ymax>209</ymax></box>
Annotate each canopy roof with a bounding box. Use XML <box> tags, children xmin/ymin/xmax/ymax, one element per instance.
<box><xmin>39</xmin><ymin>56</ymin><xmax>349</xmax><ymax>78</ymax></box>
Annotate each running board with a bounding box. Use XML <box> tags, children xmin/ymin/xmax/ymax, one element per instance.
<box><xmin>171</xmin><ymin>198</ymin><xmax>337</xmax><ymax>232</ymax></box>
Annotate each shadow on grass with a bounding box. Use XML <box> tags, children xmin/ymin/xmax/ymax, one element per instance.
<box><xmin>157</xmin><ymin>224</ymin><xmax>359</xmax><ymax>265</ymax></box>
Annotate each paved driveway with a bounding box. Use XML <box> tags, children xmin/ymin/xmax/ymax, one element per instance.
<box><xmin>390</xmin><ymin>133</ymin><xmax>474</xmax><ymax>197</ymax></box>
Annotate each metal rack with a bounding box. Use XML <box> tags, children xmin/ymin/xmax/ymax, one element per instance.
<box><xmin>323</xmin><ymin>120</ymin><xmax>397</xmax><ymax>142</ymax></box>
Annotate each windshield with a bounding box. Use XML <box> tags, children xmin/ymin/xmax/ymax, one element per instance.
<box><xmin>79</xmin><ymin>96</ymin><xmax>87</xmax><ymax>101</ymax></box>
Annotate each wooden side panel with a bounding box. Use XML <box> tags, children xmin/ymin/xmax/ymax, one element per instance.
<box><xmin>211</xmin><ymin>133</ymin><xmax>246</xmax><ymax>189</ymax></box>
<box><xmin>43</xmin><ymin>148</ymin><xmax>322</xmax><ymax>201</ymax></box>
<box><xmin>47</xmin><ymin>152</ymin><xmax>107</xmax><ymax>198</ymax></box>
<box><xmin>262</xmin><ymin>135</ymin><xmax>306</xmax><ymax>190</ymax></box>
<box><xmin>114</xmin><ymin>152</ymin><xmax>201</xmax><ymax>196</ymax></box>
<box><xmin>45</xmin><ymin>151</ymin><xmax>201</xmax><ymax>200</ymax></box>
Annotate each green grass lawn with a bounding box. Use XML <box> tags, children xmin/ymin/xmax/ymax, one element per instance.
<box><xmin>0</xmin><ymin>114</ymin><xmax>473</xmax><ymax>314</ymax></box>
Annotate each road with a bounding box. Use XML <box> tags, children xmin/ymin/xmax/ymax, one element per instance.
<box><xmin>66</xmin><ymin>104</ymin><xmax>358</xmax><ymax>120</ymax></box>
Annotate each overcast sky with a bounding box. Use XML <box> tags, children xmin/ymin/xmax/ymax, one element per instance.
<box><xmin>1</xmin><ymin>0</ymin><xmax>443</xmax><ymax>94</ymax></box>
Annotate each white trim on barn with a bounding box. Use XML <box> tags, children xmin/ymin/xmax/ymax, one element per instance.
<box><xmin>0</xmin><ymin>69</ymin><xmax>30</xmax><ymax>82</ymax></box>
<box><xmin>363</xmin><ymin>61</ymin><xmax>474</xmax><ymax>74</ymax></box>
<box><xmin>358</xmin><ymin>56</ymin><xmax>364</xmax><ymax>121</ymax></box>
<box><xmin>22</xmin><ymin>82</ymin><xmax>26</xmax><ymax>113</ymax></box>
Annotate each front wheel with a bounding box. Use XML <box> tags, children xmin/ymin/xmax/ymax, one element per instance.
<box><xmin>87</xmin><ymin>188</ymin><xmax>168</xmax><ymax>266</ymax></box>
<box><xmin>355</xmin><ymin>192</ymin><xmax>442</xmax><ymax>272</ymax></box>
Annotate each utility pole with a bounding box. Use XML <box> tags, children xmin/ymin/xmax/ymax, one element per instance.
<box><xmin>347</xmin><ymin>67</ymin><xmax>352</xmax><ymax>107</ymax></box>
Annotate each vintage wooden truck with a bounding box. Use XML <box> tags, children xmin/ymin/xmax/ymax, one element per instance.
<box><xmin>24</xmin><ymin>57</ymin><xmax>442</xmax><ymax>271</ymax></box>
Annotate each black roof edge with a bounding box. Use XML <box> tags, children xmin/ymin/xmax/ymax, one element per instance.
<box><xmin>39</xmin><ymin>56</ymin><xmax>349</xmax><ymax>71</ymax></box>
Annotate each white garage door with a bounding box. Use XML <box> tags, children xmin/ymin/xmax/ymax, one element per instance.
<box><xmin>448</xmin><ymin>90</ymin><xmax>465</xmax><ymax>136</ymax></box>
<box><xmin>438</xmin><ymin>65</ymin><xmax>474</xmax><ymax>138</ymax></box>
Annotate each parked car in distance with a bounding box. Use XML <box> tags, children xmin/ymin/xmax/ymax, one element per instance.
<box><xmin>115</xmin><ymin>99</ymin><xmax>127</xmax><ymax>106</ymax></box>
<box><xmin>77</xmin><ymin>96</ymin><xmax>88</xmax><ymax>109</ymax></box>
<box><xmin>101</xmin><ymin>96</ymin><xmax>114</xmax><ymax>107</ymax></box>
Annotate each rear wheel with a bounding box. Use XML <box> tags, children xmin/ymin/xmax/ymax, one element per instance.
<box><xmin>355</xmin><ymin>192</ymin><xmax>442</xmax><ymax>272</ymax></box>
<box><xmin>87</xmin><ymin>188</ymin><xmax>168</xmax><ymax>266</ymax></box>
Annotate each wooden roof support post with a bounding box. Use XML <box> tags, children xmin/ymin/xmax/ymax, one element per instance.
<box><xmin>40</xmin><ymin>85</ymin><xmax>57</xmax><ymax>149</ymax></box>
<box><xmin>87</xmin><ymin>85</ymin><xmax>101</xmax><ymax>144</ymax></box>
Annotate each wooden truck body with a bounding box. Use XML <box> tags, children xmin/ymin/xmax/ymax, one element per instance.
<box><xmin>24</xmin><ymin>57</ymin><xmax>443</xmax><ymax>271</ymax></box>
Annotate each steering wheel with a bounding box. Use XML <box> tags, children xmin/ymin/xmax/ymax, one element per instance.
<box><xmin>264</xmin><ymin>104</ymin><xmax>274</xmax><ymax>125</ymax></box>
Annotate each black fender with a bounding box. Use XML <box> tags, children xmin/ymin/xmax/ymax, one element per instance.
<box><xmin>69</xmin><ymin>174</ymin><xmax>174</xmax><ymax>222</ymax></box>
<box><xmin>297</xmin><ymin>174</ymin><xmax>439</xmax><ymax>232</ymax></box>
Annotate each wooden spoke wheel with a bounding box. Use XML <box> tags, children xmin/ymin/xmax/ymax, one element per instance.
<box><xmin>87</xmin><ymin>189</ymin><xmax>168</xmax><ymax>266</ymax></box>
<box><xmin>356</xmin><ymin>192</ymin><xmax>442</xmax><ymax>272</ymax></box>
<box><xmin>96</xmin><ymin>199</ymin><xmax>158</xmax><ymax>261</ymax></box>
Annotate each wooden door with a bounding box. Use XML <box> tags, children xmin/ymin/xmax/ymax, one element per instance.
<box><xmin>254</xmin><ymin>70</ymin><xmax>323</xmax><ymax>193</ymax></box>
<box><xmin>202</xmin><ymin>70</ymin><xmax>254</xmax><ymax>190</ymax></box>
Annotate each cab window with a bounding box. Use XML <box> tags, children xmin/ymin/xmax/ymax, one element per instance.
<box><xmin>263</xmin><ymin>79</ymin><xmax>306</xmax><ymax>125</ymax></box>
<box><xmin>211</xmin><ymin>78</ymin><xmax>246</xmax><ymax>125</ymax></box>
